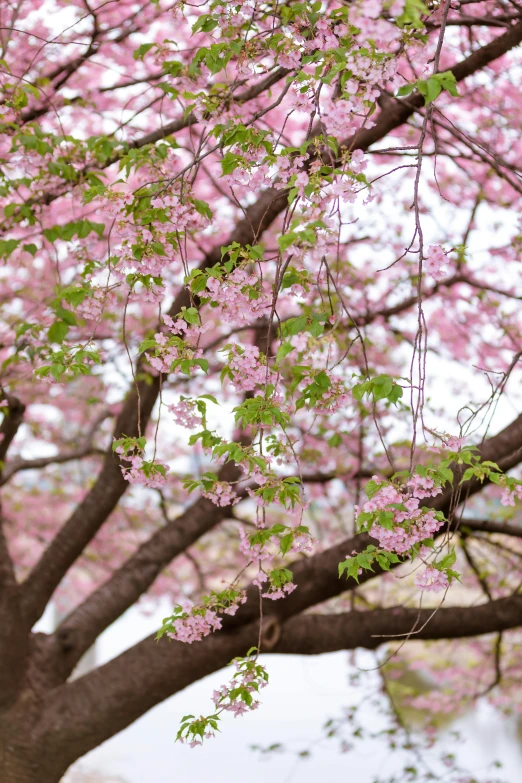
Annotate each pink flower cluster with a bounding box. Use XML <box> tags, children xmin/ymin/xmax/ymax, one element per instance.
<box><xmin>116</xmin><ymin>451</ymin><xmax>169</xmax><ymax>489</ymax></box>
<box><xmin>221</xmin><ymin>140</ymin><xmax>275</xmax><ymax>193</ymax></box>
<box><xmin>369</xmin><ymin>510</ymin><xmax>442</xmax><ymax>554</ymax></box>
<box><xmin>290</xmin><ymin>533</ymin><xmax>314</xmax><ymax>554</ymax></box>
<box><xmin>206</xmin><ymin>268</ymin><xmax>271</xmax><ymax>325</ymax></box>
<box><xmin>77</xmin><ymin>287</ymin><xmax>114</xmax><ymax>321</ymax></box>
<box><xmin>312</xmin><ymin>376</ymin><xmax>351</xmax><ymax>412</ymax></box>
<box><xmin>239</xmin><ymin>525</ymin><xmax>270</xmax><ymax>560</ymax></box>
<box><xmin>146</xmin><ymin>315</ymin><xmax>206</xmax><ymax>375</ymax></box>
<box><xmin>168</xmin><ymin>399</ymin><xmax>201</xmax><ymax>429</ymax></box>
<box><xmin>407</xmin><ymin>474</ymin><xmax>442</xmax><ymax>499</ymax></box>
<box><xmin>202</xmin><ymin>481</ymin><xmax>240</xmax><ymax>507</ymax></box>
<box><xmin>358</xmin><ymin>476</ymin><xmax>444</xmax><ymax>555</ymax></box>
<box><xmin>228</xmin><ymin>344</ymin><xmax>276</xmax><ymax>392</ymax></box>
<box><xmin>167</xmin><ymin>608</ymin><xmax>222</xmax><ymax>643</ymax></box>
<box><xmin>167</xmin><ymin>592</ymin><xmax>247</xmax><ymax>644</ymax></box>
<box><xmin>239</xmin><ymin>525</ymin><xmax>313</xmax><ymax>562</ymax></box>
<box><xmin>443</xmin><ymin>435</ymin><xmax>463</xmax><ymax>451</ymax></box>
<box><xmin>212</xmin><ymin>661</ymin><xmax>268</xmax><ymax>717</ymax></box>
<box><xmin>146</xmin><ymin>332</ymin><xmax>182</xmax><ymax>375</ymax></box>
<box><xmin>414</xmin><ymin>566</ymin><xmax>449</xmax><ymax>593</ymax></box>
<box><xmin>252</xmin><ymin>570</ymin><xmax>297</xmax><ymax>600</ymax></box>
<box><xmin>264</xmin><ymin>582</ymin><xmax>297</xmax><ymax>600</ymax></box>
<box><xmin>275</xmin><ymin>153</ymin><xmax>309</xmax><ymax>189</ymax></box>
<box><xmin>425</xmin><ymin>245</ymin><xmax>448</xmax><ymax>281</ymax></box>
<box><xmin>501</xmin><ymin>484</ymin><xmax>522</xmax><ymax>506</ymax></box>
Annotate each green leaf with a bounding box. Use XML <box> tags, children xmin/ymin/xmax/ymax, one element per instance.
<box><xmin>199</xmin><ymin>394</ymin><xmax>218</xmax><ymax>404</ymax></box>
<box><xmin>438</xmin><ymin>549</ymin><xmax>456</xmax><ymax>570</ymax></box>
<box><xmin>396</xmin><ymin>0</ymin><xmax>428</xmax><ymax>29</ymax></box>
<box><xmin>182</xmin><ymin>306</ymin><xmax>200</xmax><ymax>325</ymax></box>
<box><xmin>133</xmin><ymin>43</ymin><xmax>155</xmax><ymax>61</ymax></box>
<box><xmin>50</xmin><ymin>363</ymin><xmax>65</xmax><ymax>381</ymax></box>
<box><xmin>397</xmin><ymin>83</ymin><xmax>415</xmax><ymax>97</ymax></box>
<box><xmin>194</xmin><ymin>358</ymin><xmax>209</xmax><ymax>373</ymax></box>
<box><xmin>193</xmin><ymin>199</ymin><xmax>213</xmax><ymax>219</ymax></box>
<box><xmin>338</xmin><ymin>557</ymin><xmax>360</xmax><ymax>582</ymax></box>
<box><xmin>192</xmin><ymin>14</ymin><xmax>219</xmax><ymax>34</ymax></box>
<box><xmin>48</xmin><ymin>321</ymin><xmax>69</xmax><ymax>344</ymax></box>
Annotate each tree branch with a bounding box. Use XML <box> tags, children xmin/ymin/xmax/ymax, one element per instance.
<box><xmin>0</xmin><ymin>446</ymin><xmax>105</xmax><ymax>487</ymax></box>
<box><xmin>273</xmin><ymin>595</ymin><xmax>522</xmax><ymax>654</ymax></box>
<box><xmin>45</xmin><ymin>493</ymin><xmax>234</xmax><ymax>680</ymax></box>
<box><xmin>38</xmin><ymin>594</ymin><xmax>522</xmax><ymax>767</ymax></box>
<box><xmin>459</xmin><ymin>517</ymin><xmax>522</xmax><ymax>539</ymax></box>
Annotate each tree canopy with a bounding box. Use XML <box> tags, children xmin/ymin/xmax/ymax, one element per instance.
<box><xmin>1</xmin><ymin>1</ymin><xmax>522</xmax><ymax>781</ymax></box>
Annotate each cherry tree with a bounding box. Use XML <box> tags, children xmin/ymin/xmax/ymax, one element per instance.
<box><xmin>1</xmin><ymin>0</ymin><xmax>522</xmax><ymax>780</ymax></box>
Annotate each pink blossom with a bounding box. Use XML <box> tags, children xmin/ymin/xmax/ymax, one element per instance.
<box><xmin>500</xmin><ymin>484</ymin><xmax>522</xmax><ymax>506</ymax></box>
<box><xmin>202</xmin><ymin>481</ymin><xmax>239</xmax><ymax>507</ymax></box>
<box><xmin>206</xmin><ymin>268</ymin><xmax>271</xmax><ymax>325</ymax></box>
<box><xmin>168</xmin><ymin>399</ymin><xmax>202</xmax><ymax>429</ymax></box>
<box><xmin>167</xmin><ymin>609</ymin><xmax>223</xmax><ymax>644</ymax></box>
<box><xmin>425</xmin><ymin>245</ymin><xmax>448</xmax><ymax>280</ymax></box>
<box><xmin>414</xmin><ymin>566</ymin><xmax>449</xmax><ymax>593</ymax></box>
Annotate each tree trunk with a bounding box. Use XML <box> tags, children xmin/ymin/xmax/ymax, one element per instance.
<box><xmin>0</xmin><ymin>715</ymin><xmax>65</xmax><ymax>783</ymax></box>
<box><xmin>0</xmin><ymin>747</ymin><xmax>62</xmax><ymax>783</ymax></box>
<box><xmin>0</xmin><ymin>759</ymin><xmax>56</xmax><ymax>783</ymax></box>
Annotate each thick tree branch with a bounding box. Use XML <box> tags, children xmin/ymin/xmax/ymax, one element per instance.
<box><xmin>0</xmin><ymin>447</ymin><xmax>104</xmax><ymax>487</ymax></box>
<box><xmin>38</xmin><ymin>594</ymin><xmax>522</xmax><ymax>767</ymax></box>
<box><xmin>46</xmin><ymin>491</ymin><xmax>234</xmax><ymax>680</ymax></box>
<box><xmin>273</xmin><ymin>595</ymin><xmax>522</xmax><ymax>654</ymax></box>
<box><xmin>459</xmin><ymin>517</ymin><xmax>522</xmax><ymax>539</ymax></box>
<box><xmin>229</xmin><ymin>413</ymin><xmax>522</xmax><ymax>628</ymax></box>
<box><xmin>19</xmin><ymin>379</ymin><xmax>160</xmax><ymax>626</ymax></box>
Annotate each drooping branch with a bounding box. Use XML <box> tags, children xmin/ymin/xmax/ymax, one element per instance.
<box><xmin>228</xmin><ymin>413</ymin><xmax>522</xmax><ymax>628</ymax></box>
<box><xmin>20</xmin><ymin>10</ymin><xmax>522</xmax><ymax>653</ymax></box>
<box><xmin>41</xmin><ymin>407</ymin><xmax>522</xmax><ymax>684</ymax></box>
<box><xmin>18</xmin><ymin>181</ymin><xmax>289</xmax><ymax>627</ymax></box>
